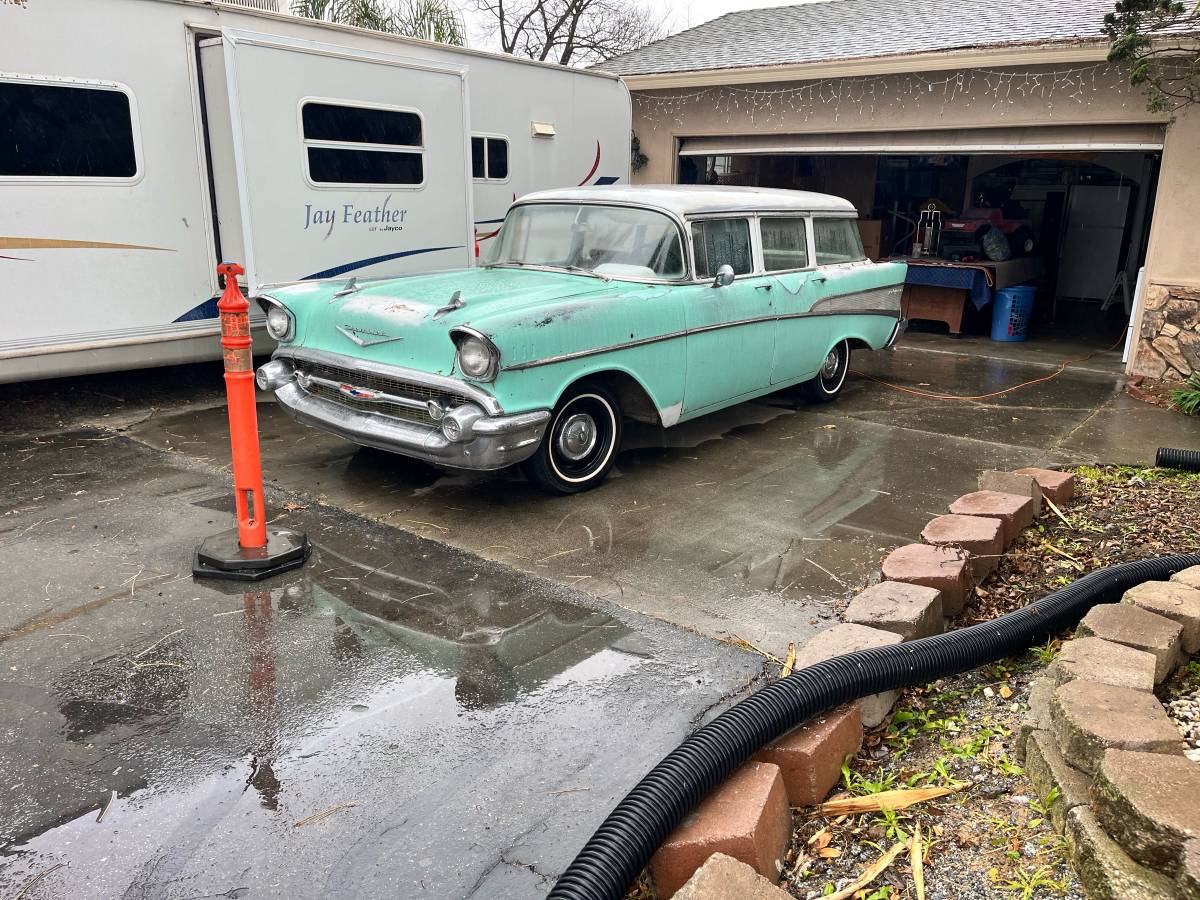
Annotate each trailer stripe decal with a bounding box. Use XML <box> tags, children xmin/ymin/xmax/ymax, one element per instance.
<box><xmin>302</xmin><ymin>245</ymin><xmax>461</xmax><ymax>280</ymax></box>
<box><xmin>577</xmin><ymin>142</ymin><xmax>601</xmax><ymax>186</ymax></box>
<box><xmin>0</xmin><ymin>237</ymin><xmax>174</xmax><ymax>252</ymax></box>
<box><xmin>171</xmin><ymin>246</ymin><xmax>463</xmax><ymax>323</ymax></box>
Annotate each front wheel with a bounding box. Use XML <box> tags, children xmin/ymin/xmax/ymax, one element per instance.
<box><xmin>800</xmin><ymin>340</ymin><xmax>850</xmax><ymax>403</ymax></box>
<box><xmin>521</xmin><ymin>383</ymin><xmax>622</xmax><ymax>494</ymax></box>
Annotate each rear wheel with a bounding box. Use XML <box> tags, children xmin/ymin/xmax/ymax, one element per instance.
<box><xmin>521</xmin><ymin>382</ymin><xmax>622</xmax><ymax>494</ymax></box>
<box><xmin>800</xmin><ymin>340</ymin><xmax>850</xmax><ymax>403</ymax></box>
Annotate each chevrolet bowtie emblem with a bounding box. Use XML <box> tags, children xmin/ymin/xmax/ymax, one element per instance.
<box><xmin>336</xmin><ymin>324</ymin><xmax>403</xmax><ymax>347</ymax></box>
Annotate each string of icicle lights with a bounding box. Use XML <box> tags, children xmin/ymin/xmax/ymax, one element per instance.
<box><xmin>634</xmin><ymin>64</ymin><xmax>1137</xmax><ymax>129</ymax></box>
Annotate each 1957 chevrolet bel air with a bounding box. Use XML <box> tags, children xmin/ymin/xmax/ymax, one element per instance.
<box><xmin>254</xmin><ymin>185</ymin><xmax>907</xmax><ymax>493</ymax></box>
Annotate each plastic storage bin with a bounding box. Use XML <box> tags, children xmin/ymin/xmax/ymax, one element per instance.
<box><xmin>991</xmin><ymin>284</ymin><xmax>1036</xmax><ymax>342</ymax></box>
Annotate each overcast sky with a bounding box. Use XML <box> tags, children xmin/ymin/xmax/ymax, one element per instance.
<box><xmin>461</xmin><ymin>0</ymin><xmax>815</xmax><ymax>55</ymax></box>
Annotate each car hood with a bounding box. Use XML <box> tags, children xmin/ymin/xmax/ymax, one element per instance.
<box><xmin>263</xmin><ymin>267</ymin><xmax>617</xmax><ymax>375</ymax></box>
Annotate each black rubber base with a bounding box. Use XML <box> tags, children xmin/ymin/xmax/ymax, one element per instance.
<box><xmin>192</xmin><ymin>527</ymin><xmax>310</xmax><ymax>581</ymax></box>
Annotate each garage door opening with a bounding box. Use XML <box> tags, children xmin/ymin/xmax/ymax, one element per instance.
<box><xmin>677</xmin><ymin>136</ymin><xmax>1162</xmax><ymax>371</ymax></box>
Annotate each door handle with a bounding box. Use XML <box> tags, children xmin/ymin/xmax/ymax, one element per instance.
<box><xmin>812</xmin><ymin>274</ymin><xmax>828</xmax><ymax>284</ymax></box>
<box><xmin>755</xmin><ymin>284</ymin><xmax>773</xmax><ymax>291</ymax></box>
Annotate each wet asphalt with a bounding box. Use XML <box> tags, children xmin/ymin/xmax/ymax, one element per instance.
<box><xmin>1</xmin><ymin>337</ymin><xmax>1197</xmax><ymax>899</ymax></box>
<box><xmin>0</xmin><ymin>432</ymin><xmax>759</xmax><ymax>898</ymax></box>
<box><xmin>79</xmin><ymin>340</ymin><xmax>1200</xmax><ymax>657</ymax></box>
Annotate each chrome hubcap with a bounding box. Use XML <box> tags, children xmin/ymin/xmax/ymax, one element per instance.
<box><xmin>821</xmin><ymin>349</ymin><xmax>840</xmax><ymax>379</ymax></box>
<box><xmin>557</xmin><ymin>412</ymin><xmax>598</xmax><ymax>461</ymax></box>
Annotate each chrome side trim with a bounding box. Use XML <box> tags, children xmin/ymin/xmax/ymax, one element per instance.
<box><xmin>273</xmin><ymin>346</ymin><xmax>503</xmax><ymax>416</ymax></box>
<box><xmin>501</xmin><ymin>283</ymin><xmax>903</xmax><ymax>373</ymax></box>
<box><xmin>810</xmin><ymin>284</ymin><xmax>903</xmax><ymax>315</ymax></box>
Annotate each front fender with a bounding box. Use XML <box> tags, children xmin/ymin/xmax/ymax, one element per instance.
<box><xmin>472</xmin><ymin>284</ymin><xmax>686</xmax><ymax>423</ymax></box>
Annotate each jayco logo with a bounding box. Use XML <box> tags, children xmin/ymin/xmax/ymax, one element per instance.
<box><xmin>304</xmin><ymin>194</ymin><xmax>408</xmax><ymax>239</ymax></box>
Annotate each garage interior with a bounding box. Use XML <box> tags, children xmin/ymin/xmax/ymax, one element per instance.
<box><xmin>677</xmin><ymin>127</ymin><xmax>1163</xmax><ymax>371</ymax></box>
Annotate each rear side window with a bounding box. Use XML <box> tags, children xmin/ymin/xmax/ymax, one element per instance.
<box><xmin>472</xmin><ymin>135</ymin><xmax>508</xmax><ymax>180</ymax></box>
<box><xmin>761</xmin><ymin>217</ymin><xmax>809</xmax><ymax>271</ymax></box>
<box><xmin>301</xmin><ymin>101</ymin><xmax>423</xmax><ymax>186</ymax></box>
<box><xmin>0</xmin><ymin>80</ymin><xmax>136</xmax><ymax>178</ymax></box>
<box><xmin>814</xmin><ymin>218</ymin><xmax>866</xmax><ymax>265</ymax></box>
<box><xmin>691</xmin><ymin>218</ymin><xmax>752</xmax><ymax>279</ymax></box>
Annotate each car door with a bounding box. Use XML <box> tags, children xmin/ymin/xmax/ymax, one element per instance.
<box><xmin>763</xmin><ymin>215</ymin><xmax>829</xmax><ymax>385</ymax></box>
<box><xmin>682</xmin><ymin>217</ymin><xmax>776</xmax><ymax>414</ymax></box>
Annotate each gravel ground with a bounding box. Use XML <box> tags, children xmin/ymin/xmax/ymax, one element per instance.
<box><xmin>780</xmin><ymin>464</ymin><xmax>1200</xmax><ymax>900</ymax></box>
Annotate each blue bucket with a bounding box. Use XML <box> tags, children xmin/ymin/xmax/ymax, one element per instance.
<box><xmin>991</xmin><ymin>284</ymin><xmax>1037</xmax><ymax>342</ymax></box>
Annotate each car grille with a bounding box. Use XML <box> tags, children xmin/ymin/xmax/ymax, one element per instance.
<box><xmin>297</xmin><ymin>361</ymin><xmax>472</xmax><ymax>426</ymax></box>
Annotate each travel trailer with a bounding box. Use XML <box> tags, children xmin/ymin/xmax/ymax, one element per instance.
<box><xmin>0</xmin><ymin>0</ymin><xmax>631</xmax><ymax>382</ymax></box>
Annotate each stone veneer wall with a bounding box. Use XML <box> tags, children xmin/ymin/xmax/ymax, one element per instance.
<box><xmin>1133</xmin><ymin>284</ymin><xmax>1200</xmax><ymax>381</ymax></box>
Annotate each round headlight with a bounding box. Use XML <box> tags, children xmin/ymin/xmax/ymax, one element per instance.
<box><xmin>457</xmin><ymin>336</ymin><xmax>496</xmax><ymax>380</ymax></box>
<box><xmin>265</xmin><ymin>304</ymin><xmax>294</xmax><ymax>341</ymax></box>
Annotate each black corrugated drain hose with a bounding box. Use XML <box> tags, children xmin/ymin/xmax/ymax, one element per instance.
<box><xmin>1157</xmin><ymin>447</ymin><xmax>1200</xmax><ymax>473</ymax></box>
<box><xmin>549</xmin><ymin>554</ymin><xmax>1200</xmax><ymax>900</ymax></box>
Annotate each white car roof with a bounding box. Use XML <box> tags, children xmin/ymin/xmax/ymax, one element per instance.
<box><xmin>516</xmin><ymin>184</ymin><xmax>857</xmax><ymax>217</ymax></box>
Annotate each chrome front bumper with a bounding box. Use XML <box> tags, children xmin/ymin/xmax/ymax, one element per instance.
<box><xmin>259</xmin><ymin>357</ymin><xmax>550</xmax><ymax>471</ymax></box>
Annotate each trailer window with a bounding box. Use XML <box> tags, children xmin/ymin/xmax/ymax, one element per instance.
<box><xmin>0</xmin><ymin>81</ymin><xmax>136</xmax><ymax>178</ymax></box>
<box><xmin>301</xmin><ymin>101</ymin><xmax>423</xmax><ymax>187</ymax></box>
<box><xmin>471</xmin><ymin>135</ymin><xmax>508</xmax><ymax>181</ymax></box>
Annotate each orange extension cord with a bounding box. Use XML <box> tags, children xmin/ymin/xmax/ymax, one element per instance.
<box><xmin>850</xmin><ymin>330</ymin><xmax>1128</xmax><ymax>403</ymax></box>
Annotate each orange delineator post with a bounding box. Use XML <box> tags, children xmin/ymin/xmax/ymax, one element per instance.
<box><xmin>217</xmin><ymin>261</ymin><xmax>268</xmax><ymax>550</ymax></box>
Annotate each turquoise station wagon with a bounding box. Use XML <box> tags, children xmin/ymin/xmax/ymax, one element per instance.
<box><xmin>254</xmin><ymin>186</ymin><xmax>907</xmax><ymax>493</ymax></box>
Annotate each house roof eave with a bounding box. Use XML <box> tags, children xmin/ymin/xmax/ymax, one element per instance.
<box><xmin>620</xmin><ymin>41</ymin><xmax>1113</xmax><ymax>90</ymax></box>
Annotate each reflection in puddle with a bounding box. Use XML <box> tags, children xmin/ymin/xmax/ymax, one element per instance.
<box><xmin>5</xmin><ymin>539</ymin><xmax>641</xmax><ymax>895</ymax></box>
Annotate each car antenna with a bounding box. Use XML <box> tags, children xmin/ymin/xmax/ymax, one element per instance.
<box><xmin>433</xmin><ymin>290</ymin><xmax>467</xmax><ymax>319</ymax></box>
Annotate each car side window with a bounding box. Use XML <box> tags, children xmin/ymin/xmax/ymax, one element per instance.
<box><xmin>761</xmin><ymin>217</ymin><xmax>809</xmax><ymax>272</ymax></box>
<box><xmin>691</xmin><ymin>218</ymin><xmax>752</xmax><ymax>279</ymax></box>
<box><xmin>814</xmin><ymin>218</ymin><xmax>866</xmax><ymax>266</ymax></box>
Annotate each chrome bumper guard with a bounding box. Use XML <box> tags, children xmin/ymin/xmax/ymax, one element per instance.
<box><xmin>259</xmin><ymin>358</ymin><xmax>550</xmax><ymax>471</ymax></box>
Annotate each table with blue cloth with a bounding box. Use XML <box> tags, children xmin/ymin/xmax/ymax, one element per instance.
<box><xmin>899</xmin><ymin>258</ymin><xmax>1044</xmax><ymax>334</ymax></box>
<box><xmin>900</xmin><ymin>260</ymin><xmax>994</xmax><ymax>335</ymax></box>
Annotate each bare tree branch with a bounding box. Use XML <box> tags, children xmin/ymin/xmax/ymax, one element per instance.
<box><xmin>474</xmin><ymin>0</ymin><xmax>664</xmax><ymax>66</ymax></box>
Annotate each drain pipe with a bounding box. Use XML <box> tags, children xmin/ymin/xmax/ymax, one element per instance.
<box><xmin>548</xmin><ymin>554</ymin><xmax>1200</xmax><ymax>900</ymax></box>
<box><xmin>1157</xmin><ymin>447</ymin><xmax>1200</xmax><ymax>473</ymax></box>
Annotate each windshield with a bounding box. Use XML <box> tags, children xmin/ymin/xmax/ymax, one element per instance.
<box><xmin>487</xmin><ymin>203</ymin><xmax>686</xmax><ymax>280</ymax></box>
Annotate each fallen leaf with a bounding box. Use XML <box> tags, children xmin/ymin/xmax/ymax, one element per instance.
<box><xmin>911</xmin><ymin>821</ymin><xmax>926</xmax><ymax>900</ymax></box>
<box><xmin>781</xmin><ymin>641</ymin><xmax>796</xmax><ymax>678</ymax></box>
<box><xmin>810</xmin><ymin>785</ymin><xmax>961</xmax><ymax>817</ymax></box>
<box><xmin>822</xmin><ymin>841</ymin><xmax>906</xmax><ymax>900</ymax></box>
<box><xmin>999</xmin><ymin>685</ymin><xmax>1014</xmax><ymax>700</ymax></box>
<box><xmin>817</xmin><ymin>846</ymin><xmax>841</xmax><ymax>859</ymax></box>
<box><xmin>282</xmin><ymin>501</ymin><xmax>308</xmax><ymax>512</ymax></box>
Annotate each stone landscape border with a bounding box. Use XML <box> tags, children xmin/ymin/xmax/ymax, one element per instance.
<box><xmin>650</xmin><ymin>466</ymin><xmax>1077</xmax><ymax>898</ymax></box>
<box><xmin>1018</xmin><ymin>565</ymin><xmax>1200</xmax><ymax>900</ymax></box>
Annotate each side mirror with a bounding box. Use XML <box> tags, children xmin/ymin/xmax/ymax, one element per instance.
<box><xmin>712</xmin><ymin>264</ymin><xmax>735</xmax><ymax>288</ymax></box>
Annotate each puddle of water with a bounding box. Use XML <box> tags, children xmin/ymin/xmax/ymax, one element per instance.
<box><xmin>2</xmin><ymin>521</ymin><xmax>649</xmax><ymax>897</ymax></box>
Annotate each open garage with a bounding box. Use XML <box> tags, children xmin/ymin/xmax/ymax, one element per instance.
<box><xmin>677</xmin><ymin>132</ymin><xmax>1163</xmax><ymax>360</ymax></box>
<box><xmin>602</xmin><ymin>1</ymin><xmax>1200</xmax><ymax>382</ymax></box>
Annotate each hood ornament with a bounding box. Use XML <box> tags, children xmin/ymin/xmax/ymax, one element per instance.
<box><xmin>335</xmin><ymin>324</ymin><xmax>403</xmax><ymax>347</ymax></box>
<box><xmin>330</xmin><ymin>276</ymin><xmax>361</xmax><ymax>302</ymax></box>
<box><xmin>433</xmin><ymin>290</ymin><xmax>466</xmax><ymax>320</ymax></box>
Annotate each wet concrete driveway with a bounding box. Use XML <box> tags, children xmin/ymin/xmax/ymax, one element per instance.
<box><xmin>0</xmin><ymin>433</ymin><xmax>758</xmax><ymax>898</ymax></box>
<box><xmin>116</xmin><ymin>343</ymin><xmax>1200</xmax><ymax>657</ymax></box>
